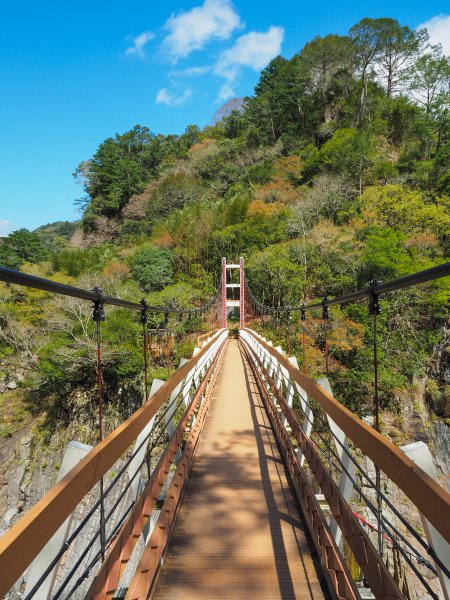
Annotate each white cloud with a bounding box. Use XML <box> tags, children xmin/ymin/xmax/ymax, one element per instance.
<box><xmin>126</xmin><ymin>31</ymin><xmax>155</xmax><ymax>58</ymax></box>
<box><xmin>217</xmin><ymin>76</ymin><xmax>238</xmax><ymax>101</ymax></box>
<box><xmin>156</xmin><ymin>87</ymin><xmax>192</xmax><ymax>107</ymax></box>
<box><xmin>217</xmin><ymin>26</ymin><xmax>284</xmax><ymax>71</ymax></box>
<box><xmin>0</xmin><ymin>219</ymin><xmax>13</xmax><ymax>237</ymax></box>
<box><xmin>214</xmin><ymin>26</ymin><xmax>284</xmax><ymax>100</ymax></box>
<box><xmin>170</xmin><ymin>66</ymin><xmax>211</xmax><ymax>78</ymax></box>
<box><xmin>162</xmin><ymin>0</ymin><xmax>242</xmax><ymax>62</ymax></box>
<box><xmin>418</xmin><ymin>14</ymin><xmax>450</xmax><ymax>56</ymax></box>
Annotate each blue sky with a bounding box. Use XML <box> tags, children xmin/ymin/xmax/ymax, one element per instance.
<box><xmin>1</xmin><ymin>0</ymin><xmax>449</xmax><ymax>235</ymax></box>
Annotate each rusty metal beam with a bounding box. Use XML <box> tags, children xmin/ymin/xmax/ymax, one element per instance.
<box><xmin>244</xmin><ymin>329</ymin><xmax>450</xmax><ymax>545</ymax></box>
<box><xmin>0</xmin><ymin>332</ymin><xmax>224</xmax><ymax>597</ymax></box>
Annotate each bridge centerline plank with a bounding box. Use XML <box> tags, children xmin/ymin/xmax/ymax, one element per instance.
<box><xmin>151</xmin><ymin>340</ymin><xmax>326</xmax><ymax>600</ymax></box>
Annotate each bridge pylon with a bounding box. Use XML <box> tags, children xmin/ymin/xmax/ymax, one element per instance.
<box><xmin>221</xmin><ymin>257</ymin><xmax>245</xmax><ymax>328</ymax></box>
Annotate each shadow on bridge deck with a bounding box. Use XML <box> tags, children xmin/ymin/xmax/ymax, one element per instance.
<box><xmin>151</xmin><ymin>339</ymin><xmax>327</xmax><ymax>600</ymax></box>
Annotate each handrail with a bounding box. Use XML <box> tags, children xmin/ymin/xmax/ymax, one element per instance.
<box><xmin>84</xmin><ymin>340</ymin><xmax>225</xmax><ymax>599</ymax></box>
<box><xmin>0</xmin><ymin>330</ymin><xmax>225</xmax><ymax>596</ymax></box>
<box><xmin>246</xmin><ymin>262</ymin><xmax>450</xmax><ymax>313</ymax></box>
<box><xmin>243</xmin><ymin>329</ymin><xmax>450</xmax><ymax>545</ymax></box>
<box><xmin>0</xmin><ymin>266</ymin><xmax>221</xmax><ymax>315</ymax></box>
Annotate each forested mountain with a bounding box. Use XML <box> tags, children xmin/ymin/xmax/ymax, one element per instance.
<box><xmin>0</xmin><ymin>17</ymin><xmax>449</xmax><ymax>455</ymax></box>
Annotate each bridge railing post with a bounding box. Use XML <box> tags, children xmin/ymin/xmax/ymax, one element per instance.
<box><xmin>369</xmin><ymin>282</ymin><xmax>384</xmax><ymax>558</ymax></box>
<box><xmin>262</xmin><ymin>339</ymin><xmax>313</xmax><ymax>465</ymax></box>
<box><xmin>92</xmin><ymin>288</ymin><xmax>107</xmax><ymax>563</ymax></box>
<box><xmin>128</xmin><ymin>378</ymin><xmax>165</xmax><ymax>500</ymax></box>
<box><xmin>164</xmin><ymin>358</ymin><xmax>189</xmax><ymax>438</ymax></box>
<box><xmin>247</xmin><ymin>331</ymin><xmax>345</xmax><ymax>490</ymax></box>
<box><xmin>316</xmin><ymin>376</ymin><xmax>357</xmax><ymax>547</ymax></box>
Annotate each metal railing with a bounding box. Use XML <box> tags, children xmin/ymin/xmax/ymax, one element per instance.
<box><xmin>0</xmin><ymin>330</ymin><xmax>227</xmax><ymax>597</ymax></box>
<box><xmin>240</xmin><ymin>329</ymin><xmax>450</xmax><ymax>600</ymax></box>
<box><xmin>245</xmin><ymin>262</ymin><xmax>450</xmax><ymax>314</ymax></box>
<box><xmin>0</xmin><ymin>263</ymin><xmax>226</xmax><ymax>597</ymax></box>
<box><xmin>0</xmin><ymin>265</ymin><xmax>222</xmax><ymax>315</ymax></box>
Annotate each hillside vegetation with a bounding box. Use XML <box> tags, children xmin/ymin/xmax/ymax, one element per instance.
<box><xmin>1</xmin><ymin>17</ymin><xmax>449</xmax><ymax>447</ymax></box>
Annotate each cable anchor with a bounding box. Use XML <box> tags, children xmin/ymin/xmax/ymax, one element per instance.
<box><xmin>368</xmin><ymin>280</ymin><xmax>381</xmax><ymax>315</ymax></box>
<box><xmin>322</xmin><ymin>296</ymin><xmax>329</xmax><ymax>321</ymax></box>
<box><xmin>140</xmin><ymin>299</ymin><xmax>148</xmax><ymax>324</ymax></box>
<box><xmin>92</xmin><ymin>287</ymin><xmax>105</xmax><ymax>322</ymax></box>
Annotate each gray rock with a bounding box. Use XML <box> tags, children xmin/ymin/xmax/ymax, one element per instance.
<box><xmin>6</xmin><ymin>381</ymin><xmax>17</xmax><ymax>390</ymax></box>
<box><xmin>8</xmin><ymin>463</ymin><xmax>28</xmax><ymax>511</ymax></box>
<box><xmin>19</xmin><ymin>438</ymin><xmax>31</xmax><ymax>462</ymax></box>
<box><xmin>11</xmin><ymin>572</ymin><xmax>25</xmax><ymax>595</ymax></box>
<box><xmin>3</xmin><ymin>507</ymin><xmax>18</xmax><ymax>528</ymax></box>
<box><xmin>358</xmin><ymin>589</ymin><xmax>375</xmax><ymax>599</ymax></box>
<box><xmin>444</xmin><ymin>367</ymin><xmax>450</xmax><ymax>384</ymax></box>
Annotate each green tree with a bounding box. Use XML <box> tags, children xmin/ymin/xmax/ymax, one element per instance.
<box><xmin>52</xmin><ymin>245</ymin><xmax>116</xmax><ymax>277</ymax></box>
<box><xmin>358</xmin><ymin>226</ymin><xmax>410</xmax><ymax>281</ymax></box>
<box><xmin>0</xmin><ymin>229</ymin><xmax>49</xmax><ymax>269</ymax></box>
<box><xmin>348</xmin><ymin>18</ymin><xmax>425</xmax><ymax>120</ymax></box>
<box><xmin>375</xmin><ymin>20</ymin><xmax>428</xmax><ymax>97</ymax></box>
<box><xmin>432</xmin><ymin>141</ymin><xmax>450</xmax><ymax>195</ymax></box>
<box><xmin>74</xmin><ymin>125</ymin><xmax>165</xmax><ymax>218</ymax></box>
<box><xmin>223</xmin><ymin>183</ymin><xmax>252</xmax><ymax>225</ymax></box>
<box><xmin>146</xmin><ymin>172</ymin><xmax>208</xmax><ymax>227</ymax></box>
<box><xmin>409</xmin><ymin>47</ymin><xmax>450</xmax><ymax>115</ymax></box>
<box><xmin>319</xmin><ymin>128</ymin><xmax>374</xmax><ymax>192</ymax></box>
<box><xmin>299</xmin><ymin>34</ymin><xmax>353</xmax><ymax>123</ymax></box>
<box><xmin>129</xmin><ymin>246</ymin><xmax>173</xmax><ymax>291</ymax></box>
<box><xmin>181</xmin><ymin>124</ymin><xmax>201</xmax><ymax>148</ymax></box>
<box><xmin>246</xmin><ymin>244</ymin><xmax>304</xmax><ymax>307</ymax></box>
<box><xmin>247</xmin><ymin>56</ymin><xmax>298</xmax><ymax>143</ymax></box>
<box><xmin>361</xmin><ymin>184</ymin><xmax>450</xmax><ymax>236</ymax></box>
<box><xmin>223</xmin><ymin>110</ymin><xmax>247</xmax><ymax>139</ymax></box>
<box><xmin>349</xmin><ymin>18</ymin><xmax>386</xmax><ymax>121</ymax></box>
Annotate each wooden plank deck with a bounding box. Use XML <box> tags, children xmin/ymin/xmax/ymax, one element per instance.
<box><xmin>151</xmin><ymin>339</ymin><xmax>326</xmax><ymax>600</ymax></box>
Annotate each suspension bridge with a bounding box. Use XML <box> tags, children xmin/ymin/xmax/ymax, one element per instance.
<box><xmin>0</xmin><ymin>260</ymin><xmax>449</xmax><ymax>600</ymax></box>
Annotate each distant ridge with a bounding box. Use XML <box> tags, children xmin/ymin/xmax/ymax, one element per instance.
<box><xmin>210</xmin><ymin>97</ymin><xmax>246</xmax><ymax>125</ymax></box>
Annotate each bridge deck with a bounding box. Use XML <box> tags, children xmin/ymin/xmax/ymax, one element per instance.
<box><xmin>151</xmin><ymin>340</ymin><xmax>326</xmax><ymax>600</ymax></box>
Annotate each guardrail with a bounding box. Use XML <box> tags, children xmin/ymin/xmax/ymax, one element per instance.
<box><xmin>245</xmin><ymin>262</ymin><xmax>450</xmax><ymax>314</ymax></box>
<box><xmin>0</xmin><ymin>266</ymin><xmax>221</xmax><ymax>315</ymax></box>
<box><xmin>241</xmin><ymin>329</ymin><xmax>450</xmax><ymax>600</ymax></box>
<box><xmin>0</xmin><ymin>330</ymin><xmax>227</xmax><ymax>597</ymax></box>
